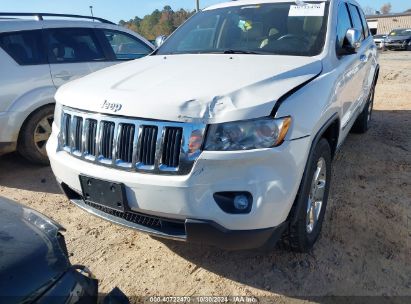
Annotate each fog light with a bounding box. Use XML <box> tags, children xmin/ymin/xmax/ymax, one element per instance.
<box><xmin>234</xmin><ymin>194</ymin><xmax>249</xmax><ymax>210</ymax></box>
<box><xmin>213</xmin><ymin>192</ymin><xmax>253</xmax><ymax>214</ymax></box>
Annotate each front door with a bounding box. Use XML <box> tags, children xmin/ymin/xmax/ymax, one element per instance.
<box><xmin>334</xmin><ymin>2</ymin><xmax>368</xmax><ymax>142</ymax></box>
<box><xmin>44</xmin><ymin>27</ymin><xmax>112</xmax><ymax>88</ymax></box>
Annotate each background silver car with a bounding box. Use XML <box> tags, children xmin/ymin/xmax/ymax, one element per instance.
<box><xmin>0</xmin><ymin>13</ymin><xmax>154</xmax><ymax>164</ymax></box>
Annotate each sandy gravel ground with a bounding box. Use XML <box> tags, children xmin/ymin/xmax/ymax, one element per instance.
<box><xmin>0</xmin><ymin>52</ymin><xmax>410</xmax><ymax>302</ymax></box>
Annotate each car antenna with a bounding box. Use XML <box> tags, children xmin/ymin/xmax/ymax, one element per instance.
<box><xmin>89</xmin><ymin>5</ymin><xmax>94</xmax><ymax>22</ymax></box>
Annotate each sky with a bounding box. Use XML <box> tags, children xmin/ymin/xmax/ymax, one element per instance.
<box><xmin>1</xmin><ymin>0</ymin><xmax>409</xmax><ymax>23</ymax></box>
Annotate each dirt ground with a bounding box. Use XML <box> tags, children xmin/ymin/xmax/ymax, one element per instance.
<box><xmin>0</xmin><ymin>51</ymin><xmax>410</xmax><ymax>302</ymax></box>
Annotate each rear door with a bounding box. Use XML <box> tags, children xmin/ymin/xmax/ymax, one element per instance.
<box><xmin>0</xmin><ymin>29</ymin><xmax>53</xmax><ymax>112</ymax></box>
<box><xmin>45</xmin><ymin>27</ymin><xmax>111</xmax><ymax>88</ymax></box>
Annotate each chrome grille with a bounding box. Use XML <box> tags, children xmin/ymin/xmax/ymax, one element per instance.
<box><xmin>86</xmin><ymin>119</ymin><xmax>97</xmax><ymax>156</ymax></box>
<box><xmin>73</xmin><ymin>117</ymin><xmax>83</xmax><ymax>152</ymax></box>
<box><xmin>139</xmin><ymin>126</ymin><xmax>158</xmax><ymax>167</ymax></box>
<box><xmin>63</xmin><ymin>114</ymin><xmax>71</xmax><ymax>147</ymax></box>
<box><xmin>59</xmin><ymin>107</ymin><xmax>206</xmax><ymax>175</ymax></box>
<box><xmin>162</xmin><ymin>127</ymin><xmax>183</xmax><ymax>168</ymax></box>
<box><xmin>117</xmin><ymin>124</ymin><xmax>135</xmax><ymax>163</ymax></box>
<box><xmin>100</xmin><ymin>121</ymin><xmax>115</xmax><ymax>159</ymax></box>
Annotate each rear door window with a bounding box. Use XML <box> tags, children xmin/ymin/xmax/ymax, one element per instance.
<box><xmin>101</xmin><ymin>30</ymin><xmax>152</xmax><ymax>60</ymax></box>
<box><xmin>0</xmin><ymin>30</ymin><xmax>46</xmax><ymax>65</ymax></box>
<box><xmin>46</xmin><ymin>28</ymin><xmax>106</xmax><ymax>63</ymax></box>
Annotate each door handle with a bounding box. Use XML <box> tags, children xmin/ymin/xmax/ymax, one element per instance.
<box><xmin>54</xmin><ymin>72</ymin><xmax>73</xmax><ymax>80</ymax></box>
<box><xmin>360</xmin><ymin>55</ymin><xmax>368</xmax><ymax>63</ymax></box>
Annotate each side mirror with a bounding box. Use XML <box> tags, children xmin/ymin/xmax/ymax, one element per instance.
<box><xmin>155</xmin><ymin>35</ymin><xmax>167</xmax><ymax>48</ymax></box>
<box><xmin>343</xmin><ymin>28</ymin><xmax>362</xmax><ymax>54</ymax></box>
<box><xmin>338</xmin><ymin>28</ymin><xmax>362</xmax><ymax>56</ymax></box>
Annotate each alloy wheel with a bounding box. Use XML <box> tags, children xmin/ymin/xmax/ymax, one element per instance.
<box><xmin>367</xmin><ymin>87</ymin><xmax>375</xmax><ymax>122</ymax></box>
<box><xmin>306</xmin><ymin>157</ymin><xmax>327</xmax><ymax>234</ymax></box>
<box><xmin>34</xmin><ymin>114</ymin><xmax>54</xmax><ymax>156</ymax></box>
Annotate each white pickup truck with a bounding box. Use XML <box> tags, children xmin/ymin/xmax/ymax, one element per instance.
<box><xmin>47</xmin><ymin>0</ymin><xmax>379</xmax><ymax>251</ymax></box>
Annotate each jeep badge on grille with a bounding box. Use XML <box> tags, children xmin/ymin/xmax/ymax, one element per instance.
<box><xmin>102</xmin><ymin>100</ymin><xmax>122</xmax><ymax>112</ymax></box>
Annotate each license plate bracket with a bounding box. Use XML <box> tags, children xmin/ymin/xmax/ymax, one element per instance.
<box><xmin>79</xmin><ymin>175</ymin><xmax>128</xmax><ymax>212</ymax></box>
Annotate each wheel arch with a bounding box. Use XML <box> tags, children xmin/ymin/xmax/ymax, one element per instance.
<box><xmin>373</xmin><ymin>64</ymin><xmax>380</xmax><ymax>86</ymax></box>
<box><xmin>288</xmin><ymin>113</ymin><xmax>340</xmax><ymax>226</ymax></box>
<box><xmin>7</xmin><ymin>85</ymin><xmax>56</xmax><ymax>143</ymax></box>
<box><xmin>17</xmin><ymin>103</ymin><xmax>55</xmax><ymax>146</ymax></box>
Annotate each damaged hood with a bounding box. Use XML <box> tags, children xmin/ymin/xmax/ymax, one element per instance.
<box><xmin>56</xmin><ymin>54</ymin><xmax>322</xmax><ymax>123</ymax></box>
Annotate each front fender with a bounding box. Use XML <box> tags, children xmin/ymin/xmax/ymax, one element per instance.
<box><xmin>275</xmin><ymin>71</ymin><xmax>340</xmax><ymax>142</ymax></box>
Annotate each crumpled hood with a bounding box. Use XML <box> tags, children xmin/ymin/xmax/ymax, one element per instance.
<box><xmin>56</xmin><ymin>54</ymin><xmax>322</xmax><ymax>123</ymax></box>
<box><xmin>0</xmin><ymin>197</ymin><xmax>69</xmax><ymax>302</ymax></box>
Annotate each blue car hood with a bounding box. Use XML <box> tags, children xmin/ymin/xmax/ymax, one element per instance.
<box><xmin>0</xmin><ymin>197</ymin><xmax>70</xmax><ymax>303</ymax></box>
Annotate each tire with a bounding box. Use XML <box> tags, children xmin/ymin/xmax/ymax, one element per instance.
<box><xmin>18</xmin><ymin>105</ymin><xmax>54</xmax><ymax>165</ymax></box>
<box><xmin>351</xmin><ymin>82</ymin><xmax>375</xmax><ymax>134</ymax></box>
<box><xmin>285</xmin><ymin>138</ymin><xmax>332</xmax><ymax>252</ymax></box>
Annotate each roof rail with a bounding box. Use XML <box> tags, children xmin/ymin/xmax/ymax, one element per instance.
<box><xmin>0</xmin><ymin>13</ymin><xmax>115</xmax><ymax>25</ymax></box>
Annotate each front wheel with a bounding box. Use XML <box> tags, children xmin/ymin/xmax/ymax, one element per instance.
<box><xmin>285</xmin><ymin>138</ymin><xmax>332</xmax><ymax>252</ymax></box>
<box><xmin>18</xmin><ymin>105</ymin><xmax>54</xmax><ymax>165</ymax></box>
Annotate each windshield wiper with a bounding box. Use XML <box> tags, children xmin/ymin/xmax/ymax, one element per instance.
<box><xmin>222</xmin><ymin>49</ymin><xmax>266</xmax><ymax>55</ymax></box>
<box><xmin>153</xmin><ymin>50</ymin><xmax>269</xmax><ymax>56</ymax></box>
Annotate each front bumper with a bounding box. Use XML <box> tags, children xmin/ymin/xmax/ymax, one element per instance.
<box><xmin>374</xmin><ymin>42</ymin><xmax>384</xmax><ymax>49</ymax></box>
<box><xmin>385</xmin><ymin>42</ymin><xmax>409</xmax><ymax>50</ymax></box>
<box><xmin>61</xmin><ymin>189</ymin><xmax>287</xmax><ymax>250</ymax></box>
<box><xmin>48</xmin><ymin>125</ymin><xmax>310</xmax><ymax>249</ymax></box>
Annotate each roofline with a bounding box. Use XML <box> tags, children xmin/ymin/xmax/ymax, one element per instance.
<box><xmin>0</xmin><ymin>12</ymin><xmax>115</xmax><ymax>25</ymax></box>
<box><xmin>366</xmin><ymin>12</ymin><xmax>411</xmax><ymax>19</ymax></box>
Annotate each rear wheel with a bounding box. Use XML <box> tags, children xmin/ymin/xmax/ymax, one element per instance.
<box><xmin>285</xmin><ymin>138</ymin><xmax>332</xmax><ymax>252</ymax></box>
<box><xmin>18</xmin><ymin>105</ymin><xmax>54</xmax><ymax>165</ymax></box>
<box><xmin>352</xmin><ymin>82</ymin><xmax>375</xmax><ymax>134</ymax></box>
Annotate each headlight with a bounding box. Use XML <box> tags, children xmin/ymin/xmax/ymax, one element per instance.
<box><xmin>23</xmin><ymin>208</ymin><xmax>66</xmax><ymax>233</ymax></box>
<box><xmin>204</xmin><ymin>116</ymin><xmax>291</xmax><ymax>151</ymax></box>
<box><xmin>53</xmin><ymin>102</ymin><xmax>63</xmax><ymax>130</ymax></box>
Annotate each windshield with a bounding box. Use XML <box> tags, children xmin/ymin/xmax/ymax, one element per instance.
<box><xmin>156</xmin><ymin>2</ymin><xmax>329</xmax><ymax>56</ymax></box>
<box><xmin>389</xmin><ymin>29</ymin><xmax>411</xmax><ymax>36</ymax></box>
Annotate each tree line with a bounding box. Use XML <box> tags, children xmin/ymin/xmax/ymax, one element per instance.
<box><xmin>119</xmin><ymin>6</ymin><xmax>194</xmax><ymax>41</ymax></box>
<box><xmin>120</xmin><ymin>4</ymin><xmax>411</xmax><ymax>40</ymax></box>
<box><xmin>363</xmin><ymin>2</ymin><xmax>411</xmax><ymax>15</ymax></box>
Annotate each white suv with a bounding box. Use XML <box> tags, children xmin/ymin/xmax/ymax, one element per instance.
<box><xmin>0</xmin><ymin>13</ymin><xmax>154</xmax><ymax>164</ymax></box>
<box><xmin>48</xmin><ymin>1</ymin><xmax>379</xmax><ymax>251</ymax></box>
